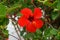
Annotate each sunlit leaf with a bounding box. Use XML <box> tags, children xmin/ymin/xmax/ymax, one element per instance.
<box><xmin>0</xmin><ymin>4</ymin><xmax>7</xmax><ymax>17</ymax></box>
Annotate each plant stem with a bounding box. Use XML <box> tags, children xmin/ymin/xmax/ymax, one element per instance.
<box><xmin>9</xmin><ymin>34</ymin><xmax>19</xmax><ymax>40</ymax></box>
<box><xmin>31</xmin><ymin>0</ymin><xmax>37</xmax><ymax>8</ymax></box>
<box><xmin>12</xmin><ymin>20</ymin><xmax>21</xmax><ymax>40</ymax></box>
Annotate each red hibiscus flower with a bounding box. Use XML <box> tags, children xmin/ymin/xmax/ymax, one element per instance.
<box><xmin>18</xmin><ymin>8</ymin><xmax>43</xmax><ymax>32</ymax></box>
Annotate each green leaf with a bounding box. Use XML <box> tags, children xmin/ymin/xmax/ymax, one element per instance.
<box><xmin>55</xmin><ymin>33</ymin><xmax>60</xmax><ymax>40</ymax></box>
<box><xmin>44</xmin><ymin>0</ymin><xmax>53</xmax><ymax>7</ymax></box>
<box><xmin>44</xmin><ymin>28</ymin><xmax>52</xmax><ymax>37</ymax></box>
<box><xmin>0</xmin><ymin>25</ymin><xmax>8</xmax><ymax>39</ymax></box>
<box><xmin>0</xmin><ymin>36</ymin><xmax>3</xmax><ymax>40</ymax></box>
<box><xmin>0</xmin><ymin>4</ymin><xmax>7</xmax><ymax>17</ymax></box>
<box><xmin>2</xmin><ymin>30</ymin><xmax>8</xmax><ymax>38</ymax></box>
<box><xmin>57</xmin><ymin>0</ymin><xmax>60</xmax><ymax>10</ymax></box>
<box><xmin>19</xmin><ymin>0</ymin><xmax>24</xmax><ymax>4</ymax></box>
<box><xmin>0</xmin><ymin>17</ymin><xmax>8</xmax><ymax>25</ymax></box>
<box><xmin>51</xmin><ymin>11</ymin><xmax>59</xmax><ymax>20</ymax></box>
<box><xmin>50</xmin><ymin>28</ymin><xmax>58</xmax><ymax>35</ymax></box>
<box><xmin>44</xmin><ymin>27</ymin><xmax>58</xmax><ymax>39</ymax></box>
<box><xmin>23</xmin><ymin>33</ymin><xmax>32</xmax><ymax>39</ymax></box>
<box><xmin>33</xmin><ymin>29</ymin><xmax>42</xmax><ymax>39</ymax></box>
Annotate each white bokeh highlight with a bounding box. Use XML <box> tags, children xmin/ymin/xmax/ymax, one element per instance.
<box><xmin>7</xmin><ymin>19</ymin><xmax>24</xmax><ymax>40</ymax></box>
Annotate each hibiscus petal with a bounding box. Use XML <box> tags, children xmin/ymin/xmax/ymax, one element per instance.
<box><xmin>26</xmin><ymin>23</ymin><xmax>36</xmax><ymax>32</ymax></box>
<box><xmin>20</xmin><ymin>8</ymin><xmax>33</xmax><ymax>18</ymax></box>
<box><xmin>34</xmin><ymin>8</ymin><xmax>42</xmax><ymax>19</ymax></box>
<box><xmin>33</xmin><ymin>19</ymin><xmax>43</xmax><ymax>29</ymax></box>
<box><xmin>18</xmin><ymin>16</ymin><xmax>30</xmax><ymax>27</ymax></box>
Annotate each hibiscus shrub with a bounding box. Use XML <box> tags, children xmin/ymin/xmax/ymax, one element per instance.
<box><xmin>0</xmin><ymin>0</ymin><xmax>60</xmax><ymax>40</ymax></box>
<box><xmin>18</xmin><ymin>8</ymin><xmax>44</xmax><ymax>32</ymax></box>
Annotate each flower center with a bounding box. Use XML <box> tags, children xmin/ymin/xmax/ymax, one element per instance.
<box><xmin>28</xmin><ymin>16</ymin><xmax>34</xmax><ymax>22</ymax></box>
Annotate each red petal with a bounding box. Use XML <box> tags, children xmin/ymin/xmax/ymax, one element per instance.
<box><xmin>34</xmin><ymin>8</ymin><xmax>42</xmax><ymax>19</ymax></box>
<box><xmin>20</xmin><ymin>8</ymin><xmax>33</xmax><ymax>18</ymax></box>
<box><xmin>18</xmin><ymin>16</ymin><xmax>30</xmax><ymax>27</ymax></box>
<box><xmin>26</xmin><ymin>23</ymin><xmax>36</xmax><ymax>32</ymax></box>
<box><xmin>32</xmin><ymin>19</ymin><xmax>43</xmax><ymax>29</ymax></box>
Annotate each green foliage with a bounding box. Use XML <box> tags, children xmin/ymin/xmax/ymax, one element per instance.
<box><xmin>56</xmin><ymin>33</ymin><xmax>60</xmax><ymax>40</ymax></box>
<box><xmin>0</xmin><ymin>0</ymin><xmax>60</xmax><ymax>40</ymax></box>
<box><xmin>57</xmin><ymin>0</ymin><xmax>60</xmax><ymax>10</ymax></box>
<box><xmin>51</xmin><ymin>11</ymin><xmax>59</xmax><ymax>20</ymax></box>
<box><xmin>43</xmin><ymin>27</ymin><xmax>58</xmax><ymax>39</ymax></box>
<box><xmin>0</xmin><ymin>17</ymin><xmax>8</xmax><ymax>25</ymax></box>
<box><xmin>0</xmin><ymin>26</ymin><xmax>8</xmax><ymax>40</ymax></box>
<box><xmin>0</xmin><ymin>4</ymin><xmax>7</xmax><ymax>17</ymax></box>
